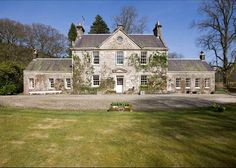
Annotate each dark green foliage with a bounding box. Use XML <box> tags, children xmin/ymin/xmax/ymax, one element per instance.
<box><xmin>89</xmin><ymin>15</ymin><xmax>110</xmax><ymax>34</ymax></box>
<box><xmin>68</xmin><ymin>23</ymin><xmax>77</xmax><ymax>43</ymax></box>
<box><xmin>0</xmin><ymin>62</ymin><xmax>23</xmax><ymax>95</ymax></box>
<box><xmin>210</xmin><ymin>103</ymin><xmax>226</xmax><ymax>112</ymax></box>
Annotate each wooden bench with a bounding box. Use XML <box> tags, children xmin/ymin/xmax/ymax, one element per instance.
<box><xmin>29</xmin><ymin>90</ymin><xmax>62</xmax><ymax>95</ymax></box>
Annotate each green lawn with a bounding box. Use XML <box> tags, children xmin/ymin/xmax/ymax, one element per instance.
<box><xmin>0</xmin><ymin>105</ymin><xmax>236</xmax><ymax>167</ymax></box>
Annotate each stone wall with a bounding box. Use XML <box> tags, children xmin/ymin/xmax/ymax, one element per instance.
<box><xmin>24</xmin><ymin>71</ymin><xmax>72</xmax><ymax>94</ymax></box>
<box><xmin>167</xmin><ymin>71</ymin><xmax>215</xmax><ymax>94</ymax></box>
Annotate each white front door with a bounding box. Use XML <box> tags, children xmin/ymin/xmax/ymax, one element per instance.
<box><xmin>116</xmin><ymin>77</ymin><xmax>123</xmax><ymax>93</ymax></box>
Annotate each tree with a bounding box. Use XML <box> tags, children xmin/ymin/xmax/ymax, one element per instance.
<box><xmin>89</xmin><ymin>15</ymin><xmax>110</xmax><ymax>34</ymax></box>
<box><xmin>168</xmin><ymin>52</ymin><xmax>185</xmax><ymax>59</ymax></box>
<box><xmin>0</xmin><ymin>62</ymin><xmax>23</xmax><ymax>95</ymax></box>
<box><xmin>0</xmin><ymin>18</ymin><xmax>68</xmax><ymax>58</ymax></box>
<box><xmin>113</xmin><ymin>6</ymin><xmax>147</xmax><ymax>34</ymax></box>
<box><xmin>68</xmin><ymin>23</ymin><xmax>77</xmax><ymax>43</ymax></box>
<box><xmin>194</xmin><ymin>0</ymin><xmax>236</xmax><ymax>87</ymax></box>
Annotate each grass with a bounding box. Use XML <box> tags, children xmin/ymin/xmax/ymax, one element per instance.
<box><xmin>0</xmin><ymin>105</ymin><xmax>236</xmax><ymax>167</ymax></box>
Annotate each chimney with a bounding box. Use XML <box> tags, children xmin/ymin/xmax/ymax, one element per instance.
<box><xmin>199</xmin><ymin>51</ymin><xmax>205</xmax><ymax>61</ymax></box>
<box><xmin>117</xmin><ymin>24</ymin><xmax>124</xmax><ymax>31</ymax></box>
<box><xmin>33</xmin><ymin>49</ymin><xmax>38</xmax><ymax>59</ymax></box>
<box><xmin>76</xmin><ymin>23</ymin><xmax>85</xmax><ymax>40</ymax></box>
<box><xmin>153</xmin><ymin>21</ymin><xmax>162</xmax><ymax>38</ymax></box>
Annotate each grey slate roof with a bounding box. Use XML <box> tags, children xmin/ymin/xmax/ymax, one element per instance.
<box><xmin>74</xmin><ymin>34</ymin><xmax>166</xmax><ymax>48</ymax></box>
<box><xmin>25</xmin><ymin>58</ymin><xmax>213</xmax><ymax>72</ymax></box>
<box><xmin>168</xmin><ymin>59</ymin><xmax>214</xmax><ymax>72</ymax></box>
<box><xmin>25</xmin><ymin>58</ymin><xmax>72</xmax><ymax>72</ymax></box>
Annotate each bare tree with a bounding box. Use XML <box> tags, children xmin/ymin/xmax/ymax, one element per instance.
<box><xmin>194</xmin><ymin>0</ymin><xmax>236</xmax><ymax>87</ymax></box>
<box><xmin>113</xmin><ymin>6</ymin><xmax>147</xmax><ymax>34</ymax></box>
<box><xmin>0</xmin><ymin>18</ymin><xmax>25</xmax><ymax>45</ymax></box>
<box><xmin>168</xmin><ymin>52</ymin><xmax>185</xmax><ymax>59</ymax></box>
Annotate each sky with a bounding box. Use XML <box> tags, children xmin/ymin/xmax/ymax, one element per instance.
<box><xmin>0</xmin><ymin>0</ymin><xmax>209</xmax><ymax>60</ymax></box>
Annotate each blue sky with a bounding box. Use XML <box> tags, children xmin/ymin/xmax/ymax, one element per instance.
<box><xmin>0</xmin><ymin>0</ymin><xmax>209</xmax><ymax>60</ymax></box>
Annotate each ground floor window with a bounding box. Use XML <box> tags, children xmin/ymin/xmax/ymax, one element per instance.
<box><xmin>29</xmin><ymin>78</ymin><xmax>34</xmax><ymax>89</ymax></box>
<box><xmin>176</xmin><ymin>78</ymin><xmax>181</xmax><ymax>88</ymax></box>
<box><xmin>93</xmin><ymin>75</ymin><xmax>100</xmax><ymax>86</ymax></box>
<box><xmin>205</xmin><ymin>78</ymin><xmax>210</xmax><ymax>88</ymax></box>
<box><xmin>49</xmin><ymin>78</ymin><xmax>54</xmax><ymax>88</ymax></box>
<box><xmin>65</xmin><ymin>78</ymin><xmax>71</xmax><ymax>89</ymax></box>
<box><xmin>141</xmin><ymin>75</ymin><xmax>147</xmax><ymax>85</ymax></box>
<box><xmin>195</xmin><ymin>78</ymin><xmax>200</xmax><ymax>88</ymax></box>
<box><xmin>186</xmin><ymin>78</ymin><xmax>191</xmax><ymax>88</ymax></box>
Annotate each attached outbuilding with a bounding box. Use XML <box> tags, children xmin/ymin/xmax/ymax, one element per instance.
<box><xmin>167</xmin><ymin>59</ymin><xmax>215</xmax><ymax>94</ymax></box>
<box><xmin>23</xmin><ymin>58</ymin><xmax>72</xmax><ymax>95</ymax></box>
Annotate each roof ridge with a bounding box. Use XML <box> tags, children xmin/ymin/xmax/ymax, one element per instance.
<box><xmin>35</xmin><ymin>58</ymin><xmax>72</xmax><ymax>60</ymax></box>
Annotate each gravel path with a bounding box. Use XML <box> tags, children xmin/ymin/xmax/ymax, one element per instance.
<box><xmin>0</xmin><ymin>94</ymin><xmax>235</xmax><ymax>111</ymax></box>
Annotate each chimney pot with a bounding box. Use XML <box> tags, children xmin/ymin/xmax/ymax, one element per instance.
<box><xmin>200</xmin><ymin>51</ymin><xmax>205</xmax><ymax>61</ymax></box>
<box><xmin>76</xmin><ymin>23</ymin><xmax>85</xmax><ymax>40</ymax></box>
<box><xmin>153</xmin><ymin>21</ymin><xmax>162</xmax><ymax>38</ymax></box>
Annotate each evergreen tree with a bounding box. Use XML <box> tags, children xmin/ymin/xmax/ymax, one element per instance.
<box><xmin>68</xmin><ymin>23</ymin><xmax>77</xmax><ymax>43</ymax></box>
<box><xmin>67</xmin><ymin>23</ymin><xmax>77</xmax><ymax>57</ymax></box>
<box><xmin>89</xmin><ymin>15</ymin><xmax>110</xmax><ymax>34</ymax></box>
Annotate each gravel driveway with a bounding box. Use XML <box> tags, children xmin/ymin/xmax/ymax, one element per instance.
<box><xmin>0</xmin><ymin>94</ymin><xmax>236</xmax><ymax>111</ymax></box>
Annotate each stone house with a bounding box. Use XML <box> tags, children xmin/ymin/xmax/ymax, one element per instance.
<box><xmin>23</xmin><ymin>21</ymin><xmax>215</xmax><ymax>94</ymax></box>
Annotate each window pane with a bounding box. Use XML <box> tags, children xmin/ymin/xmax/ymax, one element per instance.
<box><xmin>141</xmin><ymin>52</ymin><xmax>147</xmax><ymax>64</ymax></box>
<box><xmin>141</xmin><ymin>75</ymin><xmax>147</xmax><ymax>85</ymax></box>
<box><xmin>93</xmin><ymin>51</ymin><xmax>99</xmax><ymax>64</ymax></box>
<box><xmin>93</xmin><ymin>75</ymin><xmax>100</xmax><ymax>86</ymax></box>
<box><xmin>186</xmin><ymin>78</ymin><xmax>191</xmax><ymax>88</ymax></box>
<box><xmin>195</xmin><ymin>78</ymin><xmax>200</xmax><ymax>87</ymax></box>
<box><xmin>117</xmin><ymin>51</ymin><xmax>124</xmax><ymax>64</ymax></box>
<box><xmin>205</xmin><ymin>78</ymin><xmax>210</xmax><ymax>88</ymax></box>
<box><xmin>29</xmin><ymin>78</ymin><xmax>34</xmax><ymax>89</ymax></box>
<box><xmin>176</xmin><ymin>78</ymin><xmax>181</xmax><ymax>88</ymax></box>
<box><xmin>66</xmin><ymin>78</ymin><xmax>71</xmax><ymax>88</ymax></box>
<box><xmin>49</xmin><ymin>78</ymin><xmax>54</xmax><ymax>88</ymax></box>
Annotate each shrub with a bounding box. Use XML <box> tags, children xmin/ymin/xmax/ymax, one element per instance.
<box><xmin>211</xmin><ymin>103</ymin><xmax>226</xmax><ymax>112</ymax></box>
<box><xmin>0</xmin><ymin>62</ymin><xmax>23</xmax><ymax>95</ymax></box>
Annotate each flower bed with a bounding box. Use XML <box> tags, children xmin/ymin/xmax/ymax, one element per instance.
<box><xmin>108</xmin><ymin>102</ymin><xmax>132</xmax><ymax>112</ymax></box>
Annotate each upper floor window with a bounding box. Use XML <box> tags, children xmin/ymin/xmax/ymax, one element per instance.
<box><xmin>141</xmin><ymin>75</ymin><xmax>147</xmax><ymax>85</ymax></box>
<box><xmin>186</xmin><ymin>78</ymin><xmax>191</xmax><ymax>88</ymax></box>
<box><xmin>116</xmin><ymin>51</ymin><xmax>124</xmax><ymax>65</ymax></box>
<box><xmin>195</xmin><ymin>78</ymin><xmax>200</xmax><ymax>88</ymax></box>
<box><xmin>49</xmin><ymin>78</ymin><xmax>54</xmax><ymax>88</ymax></box>
<box><xmin>93</xmin><ymin>75</ymin><xmax>100</xmax><ymax>87</ymax></box>
<box><xmin>29</xmin><ymin>78</ymin><xmax>34</xmax><ymax>89</ymax></box>
<box><xmin>65</xmin><ymin>78</ymin><xmax>71</xmax><ymax>89</ymax></box>
<box><xmin>93</xmin><ymin>51</ymin><xmax>99</xmax><ymax>65</ymax></box>
<box><xmin>176</xmin><ymin>78</ymin><xmax>181</xmax><ymax>88</ymax></box>
<box><xmin>205</xmin><ymin>78</ymin><xmax>210</xmax><ymax>88</ymax></box>
<box><xmin>141</xmin><ymin>52</ymin><xmax>147</xmax><ymax>64</ymax></box>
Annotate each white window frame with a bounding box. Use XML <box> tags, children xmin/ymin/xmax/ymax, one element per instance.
<box><xmin>65</xmin><ymin>78</ymin><xmax>71</xmax><ymax>89</ymax></box>
<box><xmin>92</xmin><ymin>75</ymin><xmax>100</xmax><ymax>87</ymax></box>
<box><xmin>176</xmin><ymin>78</ymin><xmax>181</xmax><ymax>89</ymax></box>
<box><xmin>49</xmin><ymin>78</ymin><xmax>54</xmax><ymax>89</ymax></box>
<box><xmin>116</xmin><ymin>51</ymin><xmax>124</xmax><ymax>65</ymax></box>
<box><xmin>205</xmin><ymin>78</ymin><xmax>210</xmax><ymax>88</ymax></box>
<box><xmin>140</xmin><ymin>51</ymin><xmax>147</xmax><ymax>65</ymax></box>
<box><xmin>195</xmin><ymin>78</ymin><xmax>200</xmax><ymax>88</ymax></box>
<box><xmin>141</xmin><ymin>75</ymin><xmax>148</xmax><ymax>86</ymax></box>
<box><xmin>29</xmin><ymin>78</ymin><xmax>35</xmax><ymax>89</ymax></box>
<box><xmin>186</xmin><ymin>78</ymin><xmax>191</xmax><ymax>88</ymax></box>
<box><xmin>93</xmin><ymin>51</ymin><xmax>99</xmax><ymax>65</ymax></box>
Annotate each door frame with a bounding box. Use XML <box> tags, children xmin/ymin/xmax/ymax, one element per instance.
<box><xmin>116</xmin><ymin>76</ymin><xmax>124</xmax><ymax>93</ymax></box>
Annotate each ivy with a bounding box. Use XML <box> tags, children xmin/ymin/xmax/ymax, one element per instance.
<box><xmin>72</xmin><ymin>52</ymin><xmax>94</xmax><ymax>94</ymax></box>
<box><xmin>128</xmin><ymin>52</ymin><xmax>167</xmax><ymax>93</ymax></box>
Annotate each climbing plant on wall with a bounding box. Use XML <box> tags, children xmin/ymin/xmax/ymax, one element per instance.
<box><xmin>72</xmin><ymin>52</ymin><xmax>94</xmax><ymax>94</ymax></box>
<box><xmin>128</xmin><ymin>52</ymin><xmax>168</xmax><ymax>93</ymax></box>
